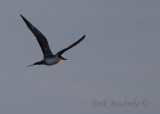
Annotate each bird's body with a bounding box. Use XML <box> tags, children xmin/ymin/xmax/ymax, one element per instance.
<box><xmin>44</xmin><ymin>55</ymin><xmax>63</xmax><ymax>65</ymax></box>
<box><xmin>20</xmin><ymin>14</ymin><xmax>85</xmax><ymax>66</ymax></box>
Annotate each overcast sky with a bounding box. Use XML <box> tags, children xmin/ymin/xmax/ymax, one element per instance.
<box><xmin>0</xmin><ymin>0</ymin><xmax>159</xmax><ymax>114</ymax></box>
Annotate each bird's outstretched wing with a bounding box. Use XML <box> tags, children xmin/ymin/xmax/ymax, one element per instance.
<box><xmin>56</xmin><ymin>35</ymin><xmax>85</xmax><ymax>56</ymax></box>
<box><xmin>20</xmin><ymin>14</ymin><xmax>54</xmax><ymax>58</ymax></box>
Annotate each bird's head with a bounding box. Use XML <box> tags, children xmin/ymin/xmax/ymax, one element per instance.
<box><xmin>27</xmin><ymin>61</ymin><xmax>44</xmax><ymax>67</ymax></box>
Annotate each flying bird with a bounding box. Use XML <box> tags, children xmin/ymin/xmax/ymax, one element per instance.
<box><xmin>20</xmin><ymin>14</ymin><xmax>85</xmax><ymax>66</ymax></box>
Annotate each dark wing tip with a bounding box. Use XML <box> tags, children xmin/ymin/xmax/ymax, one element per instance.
<box><xmin>56</xmin><ymin>34</ymin><xmax>86</xmax><ymax>56</ymax></box>
<box><xmin>20</xmin><ymin>14</ymin><xmax>24</xmax><ymax>19</ymax></box>
<box><xmin>79</xmin><ymin>34</ymin><xmax>85</xmax><ymax>41</ymax></box>
<box><xmin>82</xmin><ymin>34</ymin><xmax>85</xmax><ymax>39</ymax></box>
<box><xmin>20</xmin><ymin>14</ymin><xmax>27</xmax><ymax>22</ymax></box>
<box><xmin>72</xmin><ymin>34</ymin><xmax>85</xmax><ymax>46</ymax></box>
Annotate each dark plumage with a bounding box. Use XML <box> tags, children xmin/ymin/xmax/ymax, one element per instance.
<box><xmin>20</xmin><ymin>14</ymin><xmax>85</xmax><ymax>66</ymax></box>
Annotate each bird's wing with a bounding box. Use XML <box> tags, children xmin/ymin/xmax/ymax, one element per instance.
<box><xmin>56</xmin><ymin>35</ymin><xmax>85</xmax><ymax>56</ymax></box>
<box><xmin>20</xmin><ymin>14</ymin><xmax>54</xmax><ymax>58</ymax></box>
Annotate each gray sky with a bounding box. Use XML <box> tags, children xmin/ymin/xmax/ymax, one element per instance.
<box><xmin>0</xmin><ymin>0</ymin><xmax>159</xmax><ymax>114</ymax></box>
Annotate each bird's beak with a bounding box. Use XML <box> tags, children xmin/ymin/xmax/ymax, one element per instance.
<box><xmin>26</xmin><ymin>64</ymin><xmax>35</xmax><ymax>67</ymax></box>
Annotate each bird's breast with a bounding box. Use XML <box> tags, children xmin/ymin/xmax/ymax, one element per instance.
<box><xmin>45</xmin><ymin>57</ymin><xmax>63</xmax><ymax>65</ymax></box>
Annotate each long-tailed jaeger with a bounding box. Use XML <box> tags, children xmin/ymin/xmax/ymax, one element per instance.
<box><xmin>20</xmin><ymin>14</ymin><xmax>85</xmax><ymax>66</ymax></box>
